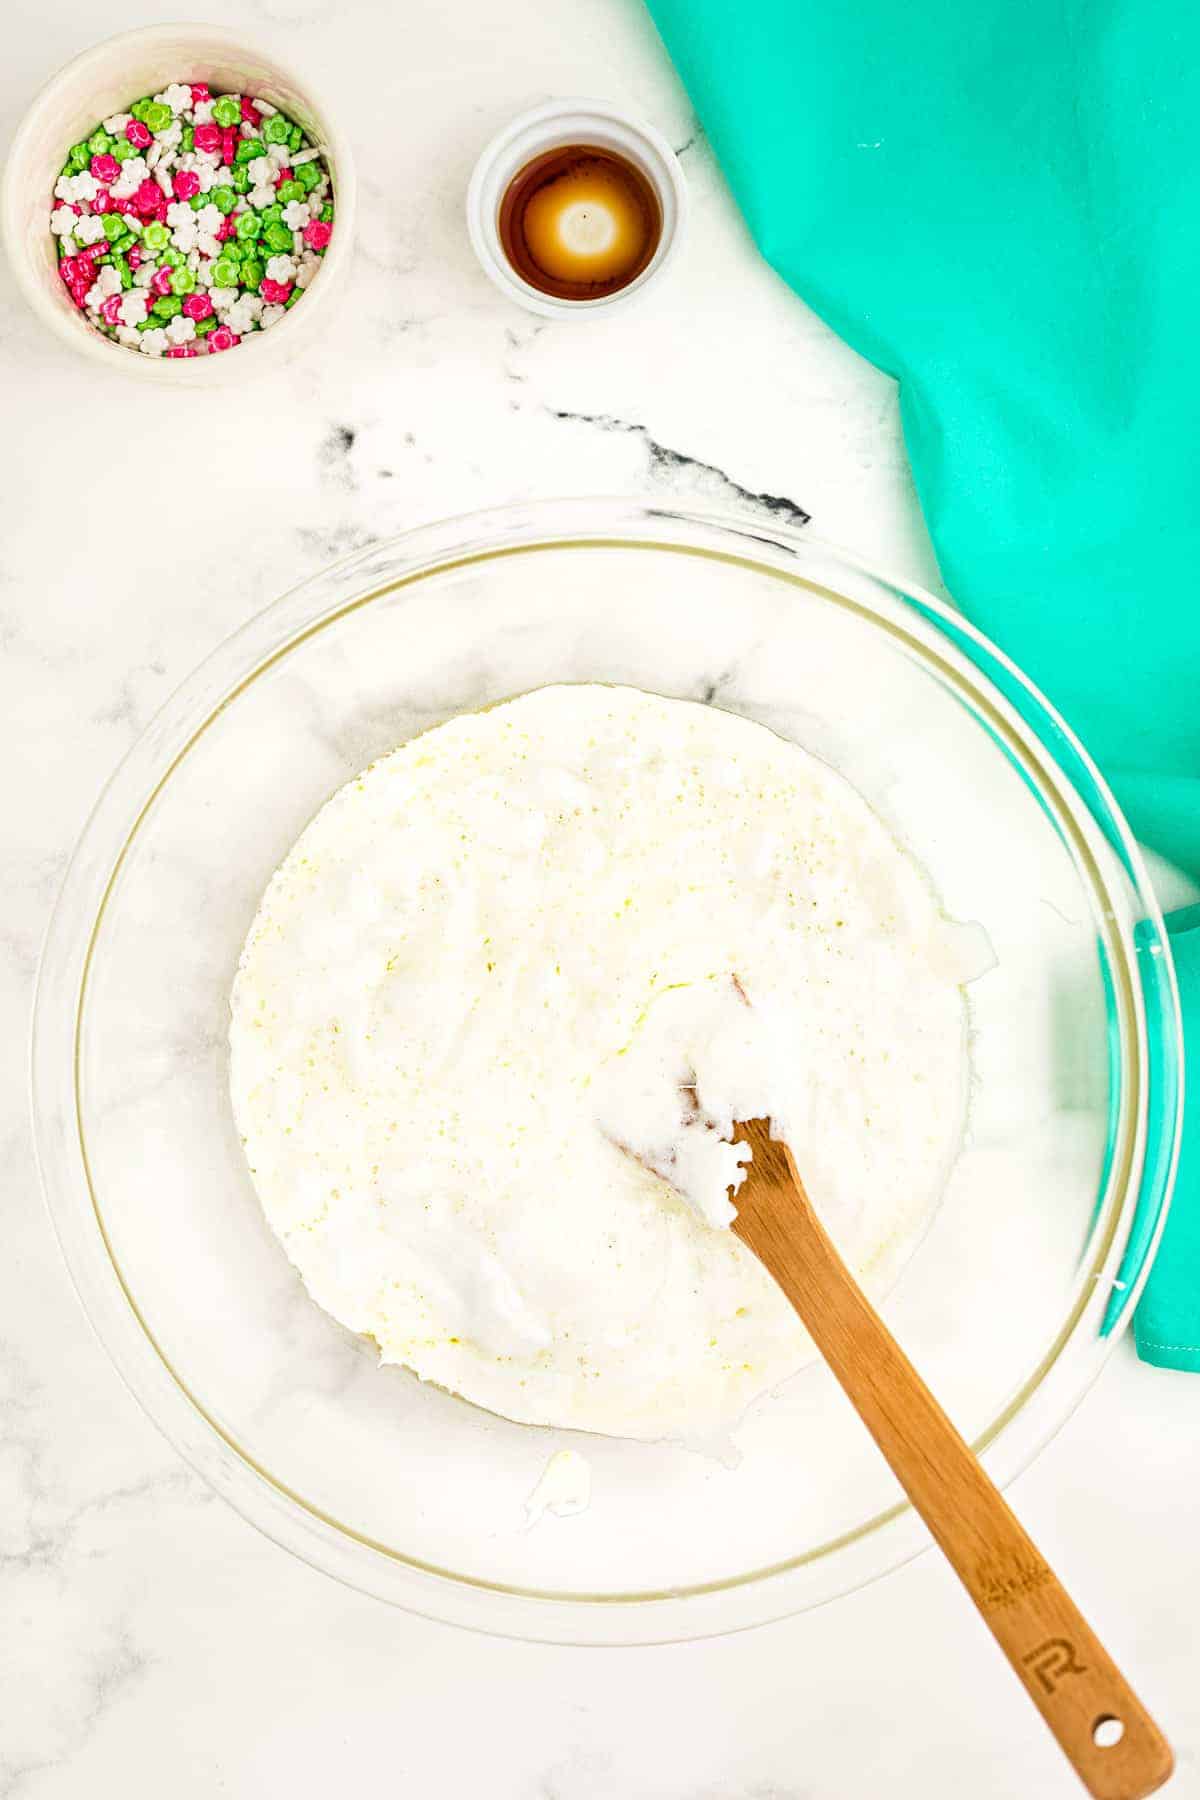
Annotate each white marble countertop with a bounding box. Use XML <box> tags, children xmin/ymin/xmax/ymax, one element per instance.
<box><xmin>2</xmin><ymin>0</ymin><xmax>1197</xmax><ymax>1794</ymax></box>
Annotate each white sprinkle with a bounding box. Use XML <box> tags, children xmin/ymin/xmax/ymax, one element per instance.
<box><xmin>118</xmin><ymin>289</ymin><xmax>149</xmax><ymax>326</ymax></box>
<box><xmin>288</xmin><ymin>147</ymin><xmax>322</xmax><ymax>165</ymax></box>
<box><xmin>196</xmin><ymin>232</ymin><xmax>221</xmax><ymax>259</ymax></box>
<box><xmin>115</xmin><ymin>323</ymin><xmax>142</xmax><ymax>346</ymax></box>
<box><xmin>209</xmin><ymin>285</ymin><xmax>239</xmax><ymax>308</ymax></box>
<box><xmin>156</xmin><ymin>168</ymin><xmax>173</xmax><ymax>196</ymax></box>
<box><xmin>139</xmin><ymin>326</ymin><xmax>169</xmax><ymax>355</ymax></box>
<box><xmin>266</xmin><ymin>144</ymin><xmax>291</xmax><ymax>171</ymax></box>
<box><xmin>192</xmin><ymin>100</ymin><xmax>215</xmax><ymax>125</ymax></box>
<box><xmin>74</xmin><ymin>214</ymin><xmax>106</xmax><ymax>245</ymax></box>
<box><xmin>265</xmin><ymin>253</ymin><xmax>296</xmax><ymax>283</ymax></box>
<box><xmin>162</xmin><ymin>83</ymin><xmax>193</xmax><ymax>116</ymax></box>
<box><xmin>50</xmin><ymin>204</ymin><xmax>80</xmax><ymax>237</ymax></box>
<box><xmin>259</xmin><ymin>302</ymin><xmax>286</xmax><ymax>330</ymax></box>
<box><xmin>247</xmin><ymin>156</ymin><xmax>272</xmax><ymax>186</ymax></box>
<box><xmin>281</xmin><ymin>200</ymin><xmax>310</xmax><ymax>230</ymax></box>
<box><xmin>253</xmin><ymin>98</ymin><xmax>277</xmax><ymax>116</ymax></box>
<box><xmin>95</xmin><ymin>264</ymin><xmax>121</xmax><ymax>297</ymax></box>
<box><xmin>165</xmin><ymin>314</ymin><xmax>196</xmax><ymax>345</ymax></box>
<box><xmin>104</xmin><ymin>112</ymin><xmax>133</xmax><ymax>136</ymax></box>
<box><xmin>134</xmin><ymin>265</ymin><xmax>156</xmax><ymax>288</ymax></box>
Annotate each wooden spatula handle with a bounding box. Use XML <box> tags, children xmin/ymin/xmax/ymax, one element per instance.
<box><xmin>733</xmin><ymin>1126</ymin><xmax>1173</xmax><ymax>1800</ymax></box>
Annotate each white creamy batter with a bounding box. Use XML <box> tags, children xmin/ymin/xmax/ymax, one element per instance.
<box><xmin>230</xmin><ymin>685</ymin><xmax>982</xmax><ymax>1440</ymax></box>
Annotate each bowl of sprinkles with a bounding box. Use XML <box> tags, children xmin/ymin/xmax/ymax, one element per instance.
<box><xmin>1</xmin><ymin>24</ymin><xmax>356</xmax><ymax>378</ymax></box>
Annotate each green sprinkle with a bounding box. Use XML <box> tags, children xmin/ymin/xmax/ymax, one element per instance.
<box><xmin>151</xmin><ymin>294</ymin><xmax>182</xmax><ymax>319</ymax></box>
<box><xmin>260</xmin><ymin>202</ymin><xmax>284</xmax><ymax>225</ymax></box>
<box><xmin>277</xmin><ymin>179</ymin><xmax>304</xmax><ymax>204</ymax></box>
<box><xmin>130</xmin><ymin>99</ymin><xmax>152</xmax><ymax>122</ymax></box>
<box><xmin>232</xmin><ymin>165</ymin><xmax>250</xmax><ymax>193</ymax></box>
<box><xmin>169</xmin><ymin>266</ymin><xmax>196</xmax><ymax>295</ymax></box>
<box><xmin>68</xmin><ymin>142</ymin><xmax>91</xmax><ymax>173</ymax></box>
<box><xmin>263</xmin><ymin>115</ymin><xmax>291</xmax><ymax>145</ymax></box>
<box><xmin>264</xmin><ymin>221</ymin><xmax>293</xmax><ymax>252</ymax></box>
<box><xmin>235</xmin><ymin>210</ymin><xmax>261</xmax><ymax>239</ymax></box>
<box><xmin>136</xmin><ymin>315</ymin><xmax>157</xmax><ymax>331</ymax></box>
<box><xmin>194</xmin><ymin>313</ymin><xmax>218</xmax><ymax>336</ymax></box>
<box><xmin>320</xmin><ymin>203</ymin><xmax>334</xmax><ymax>223</ymax></box>
<box><xmin>285</xmin><ymin>288</ymin><xmax>302</xmax><ymax>308</ymax></box>
<box><xmin>234</xmin><ymin>135</ymin><xmax>263</xmax><ymax>163</ymax></box>
<box><xmin>222</xmin><ymin>238</ymin><xmax>245</xmax><ymax>262</ymax></box>
<box><xmin>240</xmin><ymin>256</ymin><xmax>264</xmax><ymax>290</ymax></box>
<box><xmin>102</xmin><ymin>214</ymin><xmax>125</xmax><ymax>242</ymax></box>
<box><xmin>114</xmin><ymin>256</ymin><xmax>134</xmax><ymax>289</ymax></box>
<box><xmin>111</xmin><ymin>139</ymin><xmax>136</xmax><ymax>163</ymax></box>
<box><xmin>87</xmin><ymin>129</ymin><xmax>115</xmax><ymax>155</ymax></box>
<box><xmin>210</xmin><ymin>257</ymin><xmax>239</xmax><ymax>287</ymax></box>
<box><xmin>180</xmin><ymin>126</ymin><xmax>194</xmax><ymax>152</ymax></box>
<box><xmin>287</xmin><ymin>124</ymin><xmax>303</xmax><ymax>153</ymax></box>
<box><xmin>211</xmin><ymin>185</ymin><xmax>237</xmax><ymax>215</ymax></box>
<box><xmin>142</xmin><ymin>221</ymin><xmax>169</xmax><ymax>250</ymax></box>
<box><xmin>189</xmin><ymin>193</ymin><xmax>207</xmax><ymax>211</ymax></box>
<box><xmin>143</xmin><ymin>102</ymin><xmax>172</xmax><ymax>133</ymax></box>
<box><xmin>295</xmin><ymin>162</ymin><xmax>320</xmax><ymax>194</ymax></box>
<box><xmin>212</xmin><ymin>95</ymin><xmax>241</xmax><ymax>127</ymax></box>
<box><xmin>160</xmin><ymin>247</ymin><xmax>184</xmax><ymax>269</ymax></box>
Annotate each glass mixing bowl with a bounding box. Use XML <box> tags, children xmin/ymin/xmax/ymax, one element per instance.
<box><xmin>31</xmin><ymin>500</ymin><xmax>1182</xmax><ymax>1644</ymax></box>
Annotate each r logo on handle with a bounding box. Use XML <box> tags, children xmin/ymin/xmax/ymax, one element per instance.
<box><xmin>1023</xmin><ymin>1637</ymin><xmax>1087</xmax><ymax>1693</ymax></box>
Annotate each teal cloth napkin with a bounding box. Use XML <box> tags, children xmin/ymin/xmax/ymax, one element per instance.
<box><xmin>646</xmin><ymin>0</ymin><xmax>1199</xmax><ymax>1367</ymax></box>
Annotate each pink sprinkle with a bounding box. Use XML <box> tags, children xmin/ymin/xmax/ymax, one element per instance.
<box><xmin>126</xmin><ymin>119</ymin><xmax>152</xmax><ymax>149</ymax></box>
<box><xmin>151</xmin><ymin>268</ymin><xmax>173</xmax><ymax>296</ymax></box>
<box><xmin>193</xmin><ymin>122</ymin><xmax>221</xmax><ymax>155</ymax></box>
<box><xmin>216</xmin><ymin>215</ymin><xmax>238</xmax><ymax>241</ymax></box>
<box><xmin>59</xmin><ymin>256</ymin><xmax>80</xmax><ymax>283</ymax></box>
<box><xmin>68</xmin><ymin>279</ymin><xmax>90</xmax><ymax>308</ymax></box>
<box><xmin>207</xmin><ymin>325</ymin><xmax>236</xmax><ymax>352</ymax></box>
<box><xmin>91</xmin><ymin>153</ymin><xmax>120</xmax><ymax>183</ymax></box>
<box><xmin>274</xmin><ymin>167</ymin><xmax>291</xmax><ymax>188</ymax></box>
<box><xmin>78</xmin><ymin>243</ymin><xmax>106</xmax><ymax>263</ymax></box>
<box><xmin>259</xmin><ymin>278</ymin><xmax>292</xmax><ymax>304</ymax></box>
<box><xmin>166</xmin><ymin>343</ymin><xmax>198</xmax><ymax>357</ymax></box>
<box><xmin>190</xmin><ymin>82</ymin><xmax>211</xmax><ymax>105</ymax></box>
<box><xmin>221</xmin><ymin>127</ymin><xmax>239</xmax><ymax>167</ymax></box>
<box><xmin>303</xmin><ymin>219</ymin><xmax>332</xmax><ymax>250</ymax></box>
<box><xmin>127</xmin><ymin>245</ymin><xmax>142</xmax><ymax>269</ymax></box>
<box><xmin>111</xmin><ymin>194</ymin><xmax>135</xmax><ymax>215</ymax></box>
<box><xmin>100</xmin><ymin>294</ymin><xmax>123</xmax><ymax>325</ymax></box>
<box><xmin>134</xmin><ymin>179</ymin><xmax>162</xmax><ymax>215</ymax></box>
<box><xmin>91</xmin><ymin>189</ymin><xmax>112</xmax><ymax>215</ymax></box>
<box><xmin>241</xmin><ymin>96</ymin><xmax>258</xmax><ymax>123</ymax></box>
<box><xmin>172</xmin><ymin>168</ymin><xmax>200</xmax><ymax>200</ymax></box>
<box><xmin>182</xmin><ymin>292</ymin><xmax>213</xmax><ymax>319</ymax></box>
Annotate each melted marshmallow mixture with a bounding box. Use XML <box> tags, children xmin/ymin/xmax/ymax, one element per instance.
<box><xmin>230</xmin><ymin>685</ymin><xmax>984</xmax><ymax>1441</ymax></box>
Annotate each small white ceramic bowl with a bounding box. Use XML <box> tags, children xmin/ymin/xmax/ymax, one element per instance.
<box><xmin>466</xmin><ymin>98</ymin><xmax>687</xmax><ymax>318</ymax></box>
<box><xmin>0</xmin><ymin>23</ymin><xmax>357</xmax><ymax>383</ymax></box>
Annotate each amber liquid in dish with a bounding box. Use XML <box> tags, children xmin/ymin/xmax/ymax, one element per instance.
<box><xmin>497</xmin><ymin>145</ymin><xmax>662</xmax><ymax>300</ymax></box>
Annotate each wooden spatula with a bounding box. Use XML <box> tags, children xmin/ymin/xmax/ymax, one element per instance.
<box><xmin>734</xmin><ymin>1117</ymin><xmax>1173</xmax><ymax>1800</ymax></box>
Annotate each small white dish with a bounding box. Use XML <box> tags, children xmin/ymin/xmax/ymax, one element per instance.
<box><xmin>0</xmin><ymin>23</ymin><xmax>357</xmax><ymax>383</ymax></box>
<box><xmin>466</xmin><ymin>98</ymin><xmax>687</xmax><ymax>318</ymax></box>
